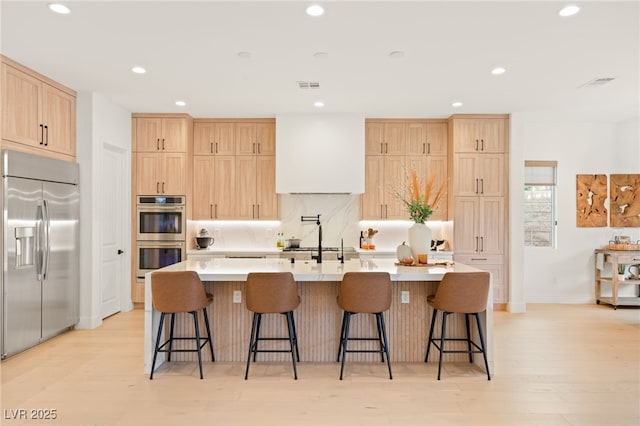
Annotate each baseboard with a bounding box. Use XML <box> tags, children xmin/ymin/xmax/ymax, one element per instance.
<box><xmin>507</xmin><ymin>302</ymin><xmax>526</xmax><ymax>313</ymax></box>
<box><xmin>76</xmin><ymin>315</ymin><xmax>102</xmax><ymax>329</ymax></box>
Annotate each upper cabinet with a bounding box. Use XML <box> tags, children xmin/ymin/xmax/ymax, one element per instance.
<box><xmin>407</xmin><ymin>122</ymin><xmax>448</xmax><ymax>156</ymax></box>
<box><xmin>1</xmin><ymin>56</ymin><xmax>76</xmax><ymax>159</ymax></box>
<box><xmin>452</xmin><ymin>118</ymin><xmax>506</xmax><ymax>153</ymax></box>
<box><xmin>193</xmin><ymin>121</ymin><xmax>235</xmax><ymax>155</ymax></box>
<box><xmin>135</xmin><ymin>117</ymin><xmax>187</xmax><ymax>152</ymax></box>
<box><xmin>236</xmin><ymin>121</ymin><xmax>275</xmax><ymax>156</ymax></box>
<box><xmin>365</xmin><ymin>121</ymin><xmax>406</xmax><ymax>155</ymax></box>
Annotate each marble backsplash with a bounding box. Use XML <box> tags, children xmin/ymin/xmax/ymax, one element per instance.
<box><xmin>189</xmin><ymin>194</ymin><xmax>453</xmax><ymax>251</ymax></box>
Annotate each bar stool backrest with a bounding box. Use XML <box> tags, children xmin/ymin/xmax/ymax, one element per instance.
<box><xmin>432</xmin><ymin>272</ymin><xmax>490</xmax><ymax>314</ymax></box>
<box><xmin>151</xmin><ymin>271</ymin><xmax>209</xmax><ymax>313</ymax></box>
<box><xmin>338</xmin><ymin>272</ymin><xmax>391</xmax><ymax>313</ymax></box>
<box><xmin>246</xmin><ymin>272</ymin><xmax>299</xmax><ymax>313</ymax></box>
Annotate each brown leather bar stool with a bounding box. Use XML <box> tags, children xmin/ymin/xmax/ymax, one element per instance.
<box><xmin>424</xmin><ymin>271</ymin><xmax>491</xmax><ymax>380</ymax></box>
<box><xmin>245</xmin><ymin>272</ymin><xmax>300</xmax><ymax>380</ymax></box>
<box><xmin>150</xmin><ymin>271</ymin><xmax>215</xmax><ymax>380</ymax></box>
<box><xmin>336</xmin><ymin>272</ymin><xmax>392</xmax><ymax>380</ymax></box>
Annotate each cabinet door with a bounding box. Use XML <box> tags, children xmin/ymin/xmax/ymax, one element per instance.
<box><xmin>453</xmin><ymin>196</ymin><xmax>479</xmax><ymax>254</ymax></box>
<box><xmin>256</xmin><ymin>122</ymin><xmax>275</xmax><ymax>155</ymax></box>
<box><xmin>192</xmin><ymin>156</ymin><xmax>214</xmax><ymax>219</ymax></box>
<box><xmin>193</xmin><ymin>122</ymin><xmax>216</xmax><ymax>155</ymax></box>
<box><xmin>42</xmin><ymin>84</ymin><xmax>75</xmax><ymax>156</ymax></box>
<box><xmin>162</xmin><ymin>153</ymin><xmax>186</xmax><ymax>195</ymax></box>
<box><xmin>135</xmin><ymin>118</ymin><xmax>162</xmax><ymax>151</ymax></box>
<box><xmin>213</xmin><ymin>156</ymin><xmax>236</xmax><ymax>219</ymax></box>
<box><xmin>426</xmin><ymin>122</ymin><xmax>448</xmax><ymax>155</ymax></box>
<box><xmin>135</xmin><ymin>153</ymin><xmax>162</xmax><ymax>194</ymax></box>
<box><xmin>161</xmin><ymin>118</ymin><xmax>187</xmax><ymax>152</ymax></box>
<box><xmin>1</xmin><ymin>64</ymin><xmax>42</xmax><ymax>146</ymax></box>
<box><xmin>235</xmin><ymin>122</ymin><xmax>257</xmax><ymax>155</ymax></box>
<box><xmin>235</xmin><ymin>156</ymin><xmax>257</xmax><ymax>219</ymax></box>
<box><xmin>383</xmin><ymin>155</ymin><xmax>406</xmax><ymax>219</ymax></box>
<box><xmin>478</xmin><ymin>119</ymin><xmax>506</xmax><ymax>153</ymax></box>
<box><xmin>426</xmin><ymin>155</ymin><xmax>448</xmax><ymax>220</ymax></box>
<box><xmin>256</xmin><ymin>156</ymin><xmax>278</xmax><ymax>219</ymax></box>
<box><xmin>453</xmin><ymin>119</ymin><xmax>480</xmax><ymax>153</ymax></box>
<box><xmin>361</xmin><ymin>156</ymin><xmax>384</xmax><ymax>219</ymax></box>
<box><xmin>365</xmin><ymin>122</ymin><xmax>385</xmax><ymax>155</ymax></box>
<box><xmin>479</xmin><ymin>197</ymin><xmax>505</xmax><ymax>255</ymax></box>
<box><xmin>454</xmin><ymin>154</ymin><xmax>480</xmax><ymax>196</ymax></box>
<box><xmin>384</xmin><ymin>123</ymin><xmax>406</xmax><ymax>155</ymax></box>
<box><xmin>479</xmin><ymin>154</ymin><xmax>504</xmax><ymax>196</ymax></box>
<box><xmin>407</xmin><ymin>122</ymin><xmax>427</xmax><ymax>156</ymax></box>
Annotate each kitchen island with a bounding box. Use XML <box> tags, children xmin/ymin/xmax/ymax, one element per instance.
<box><xmin>144</xmin><ymin>258</ymin><xmax>493</xmax><ymax>375</ymax></box>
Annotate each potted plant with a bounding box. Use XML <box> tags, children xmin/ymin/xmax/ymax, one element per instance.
<box><xmin>395</xmin><ymin>169</ymin><xmax>446</xmax><ymax>259</ymax></box>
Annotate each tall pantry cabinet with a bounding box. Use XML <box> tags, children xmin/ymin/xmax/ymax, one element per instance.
<box><xmin>449</xmin><ymin>115</ymin><xmax>509</xmax><ymax>304</ymax></box>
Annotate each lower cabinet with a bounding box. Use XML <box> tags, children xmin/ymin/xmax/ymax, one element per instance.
<box><xmin>454</xmin><ymin>254</ymin><xmax>505</xmax><ymax>304</ymax></box>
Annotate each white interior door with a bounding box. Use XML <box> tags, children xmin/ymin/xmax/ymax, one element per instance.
<box><xmin>100</xmin><ymin>143</ymin><xmax>126</xmax><ymax>318</ymax></box>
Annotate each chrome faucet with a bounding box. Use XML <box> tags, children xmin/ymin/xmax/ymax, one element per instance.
<box><xmin>301</xmin><ymin>214</ymin><xmax>322</xmax><ymax>263</ymax></box>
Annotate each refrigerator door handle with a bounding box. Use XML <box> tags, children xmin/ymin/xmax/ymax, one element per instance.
<box><xmin>41</xmin><ymin>199</ymin><xmax>51</xmax><ymax>280</ymax></box>
<box><xmin>36</xmin><ymin>203</ymin><xmax>44</xmax><ymax>280</ymax></box>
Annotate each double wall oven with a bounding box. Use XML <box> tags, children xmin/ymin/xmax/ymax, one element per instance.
<box><xmin>136</xmin><ymin>196</ymin><xmax>186</xmax><ymax>282</ymax></box>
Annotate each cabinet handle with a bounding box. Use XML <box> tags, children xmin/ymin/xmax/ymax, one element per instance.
<box><xmin>385</xmin><ymin>204</ymin><xmax>388</xmax><ymax>219</ymax></box>
<box><xmin>215</xmin><ymin>142</ymin><xmax>218</xmax><ymax>154</ymax></box>
<box><xmin>156</xmin><ymin>182</ymin><xmax>160</xmax><ymax>193</ymax></box>
<box><xmin>210</xmin><ymin>204</ymin><xmax>213</xmax><ymax>218</ymax></box>
<box><xmin>475</xmin><ymin>178</ymin><xmax>479</xmax><ymax>194</ymax></box>
<box><xmin>39</xmin><ymin>124</ymin><xmax>44</xmax><ymax>145</ymax></box>
<box><xmin>210</xmin><ymin>142</ymin><xmax>214</xmax><ymax>154</ymax></box>
<box><xmin>215</xmin><ymin>204</ymin><xmax>218</xmax><ymax>219</ymax></box>
<box><xmin>157</xmin><ymin>138</ymin><xmax>160</xmax><ymax>150</ymax></box>
<box><xmin>423</xmin><ymin>143</ymin><xmax>426</xmax><ymax>155</ymax></box>
<box><xmin>427</xmin><ymin>142</ymin><xmax>431</xmax><ymax>155</ymax></box>
<box><xmin>480</xmin><ymin>178</ymin><xmax>484</xmax><ymax>194</ymax></box>
<box><xmin>44</xmin><ymin>125</ymin><xmax>48</xmax><ymax>146</ymax></box>
<box><xmin>253</xmin><ymin>143</ymin><xmax>256</xmax><ymax>154</ymax></box>
<box><xmin>481</xmin><ymin>139</ymin><xmax>484</xmax><ymax>151</ymax></box>
<box><xmin>162</xmin><ymin>138</ymin><xmax>165</xmax><ymax>150</ymax></box>
<box><xmin>257</xmin><ymin>143</ymin><xmax>261</xmax><ymax>154</ymax></box>
<box><xmin>475</xmin><ymin>236</ymin><xmax>479</xmax><ymax>252</ymax></box>
<box><xmin>480</xmin><ymin>236</ymin><xmax>484</xmax><ymax>252</ymax></box>
<box><xmin>471</xmin><ymin>258</ymin><xmax>488</xmax><ymax>261</ymax></box>
<box><xmin>380</xmin><ymin>143</ymin><xmax>383</xmax><ymax>154</ymax></box>
<box><xmin>162</xmin><ymin>182</ymin><xmax>165</xmax><ymax>193</ymax></box>
<box><xmin>385</xmin><ymin>143</ymin><xmax>388</xmax><ymax>154</ymax></box>
<box><xmin>475</xmin><ymin>139</ymin><xmax>479</xmax><ymax>151</ymax></box>
<box><xmin>256</xmin><ymin>204</ymin><xmax>260</xmax><ymax>219</ymax></box>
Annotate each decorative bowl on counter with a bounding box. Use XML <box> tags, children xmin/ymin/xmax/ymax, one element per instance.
<box><xmin>195</xmin><ymin>236</ymin><xmax>214</xmax><ymax>249</ymax></box>
<box><xmin>286</xmin><ymin>238</ymin><xmax>302</xmax><ymax>249</ymax></box>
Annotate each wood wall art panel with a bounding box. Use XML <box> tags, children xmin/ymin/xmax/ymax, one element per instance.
<box><xmin>610</xmin><ymin>174</ymin><xmax>640</xmax><ymax>228</ymax></box>
<box><xmin>576</xmin><ymin>174</ymin><xmax>607</xmax><ymax>227</ymax></box>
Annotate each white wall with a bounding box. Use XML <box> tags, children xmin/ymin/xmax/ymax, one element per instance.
<box><xmin>77</xmin><ymin>92</ymin><xmax>131</xmax><ymax>329</ymax></box>
<box><xmin>510</xmin><ymin>114</ymin><xmax>640</xmax><ymax>305</ymax></box>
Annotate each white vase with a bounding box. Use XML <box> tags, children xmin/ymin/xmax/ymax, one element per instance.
<box><xmin>408</xmin><ymin>222</ymin><xmax>431</xmax><ymax>260</ymax></box>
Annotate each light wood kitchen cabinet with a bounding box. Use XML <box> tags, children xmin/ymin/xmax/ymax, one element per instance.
<box><xmin>361</xmin><ymin>155</ymin><xmax>406</xmax><ymax>219</ymax></box>
<box><xmin>235</xmin><ymin>122</ymin><xmax>275</xmax><ymax>156</ymax></box>
<box><xmin>450</xmin><ymin>114</ymin><xmax>509</xmax><ymax>304</ymax></box>
<box><xmin>135</xmin><ymin>117</ymin><xmax>187</xmax><ymax>152</ymax></box>
<box><xmin>454</xmin><ymin>153</ymin><xmax>505</xmax><ymax>197</ymax></box>
<box><xmin>235</xmin><ymin>155</ymin><xmax>278</xmax><ymax>220</ymax></box>
<box><xmin>453</xmin><ymin>118</ymin><xmax>506</xmax><ymax>153</ymax></box>
<box><xmin>407</xmin><ymin>121</ymin><xmax>448</xmax><ymax>156</ymax></box>
<box><xmin>135</xmin><ymin>152</ymin><xmax>186</xmax><ymax>195</ymax></box>
<box><xmin>1</xmin><ymin>57</ymin><xmax>76</xmax><ymax>158</ymax></box>
<box><xmin>192</xmin><ymin>155</ymin><xmax>236</xmax><ymax>219</ymax></box>
<box><xmin>365</xmin><ymin>121</ymin><xmax>406</xmax><ymax>156</ymax></box>
<box><xmin>193</xmin><ymin>121</ymin><xmax>235</xmax><ymax>155</ymax></box>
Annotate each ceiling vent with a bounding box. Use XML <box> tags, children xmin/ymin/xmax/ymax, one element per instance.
<box><xmin>297</xmin><ymin>81</ymin><xmax>320</xmax><ymax>89</ymax></box>
<box><xmin>581</xmin><ymin>77</ymin><xmax>616</xmax><ymax>87</ymax></box>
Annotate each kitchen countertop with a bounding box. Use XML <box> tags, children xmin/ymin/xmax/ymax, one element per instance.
<box><xmin>152</xmin><ymin>257</ymin><xmax>473</xmax><ymax>282</ymax></box>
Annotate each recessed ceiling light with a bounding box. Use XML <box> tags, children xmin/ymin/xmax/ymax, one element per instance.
<box><xmin>48</xmin><ymin>3</ymin><xmax>70</xmax><ymax>14</ymax></box>
<box><xmin>558</xmin><ymin>5</ymin><xmax>580</xmax><ymax>17</ymax></box>
<box><xmin>237</xmin><ymin>51</ymin><xmax>252</xmax><ymax>59</ymax></box>
<box><xmin>313</xmin><ymin>52</ymin><xmax>329</xmax><ymax>59</ymax></box>
<box><xmin>389</xmin><ymin>51</ymin><xmax>405</xmax><ymax>59</ymax></box>
<box><xmin>131</xmin><ymin>66</ymin><xmax>146</xmax><ymax>74</ymax></box>
<box><xmin>306</xmin><ymin>5</ymin><xmax>324</xmax><ymax>17</ymax></box>
<box><xmin>175</xmin><ymin>101</ymin><xmax>186</xmax><ymax>107</ymax></box>
<box><xmin>491</xmin><ymin>67</ymin><xmax>506</xmax><ymax>75</ymax></box>
<box><xmin>314</xmin><ymin>101</ymin><xmax>325</xmax><ymax>108</ymax></box>
<box><xmin>451</xmin><ymin>102</ymin><xmax>463</xmax><ymax>108</ymax></box>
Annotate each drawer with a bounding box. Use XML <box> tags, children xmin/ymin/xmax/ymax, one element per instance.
<box><xmin>615</xmin><ymin>253</ymin><xmax>640</xmax><ymax>264</ymax></box>
<box><xmin>454</xmin><ymin>254</ymin><xmax>503</xmax><ymax>265</ymax></box>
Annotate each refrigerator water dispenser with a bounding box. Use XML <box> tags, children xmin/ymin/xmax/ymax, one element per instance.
<box><xmin>14</xmin><ymin>226</ymin><xmax>35</xmax><ymax>268</ymax></box>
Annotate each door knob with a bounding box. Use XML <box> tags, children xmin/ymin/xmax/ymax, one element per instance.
<box><xmin>117</xmin><ymin>249</ymin><xmax>124</xmax><ymax>255</ymax></box>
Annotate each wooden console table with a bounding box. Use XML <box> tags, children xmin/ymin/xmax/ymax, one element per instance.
<box><xmin>594</xmin><ymin>249</ymin><xmax>640</xmax><ymax>309</ymax></box>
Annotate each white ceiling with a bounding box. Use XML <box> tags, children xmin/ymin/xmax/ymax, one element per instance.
<box><xmin>1</xmin><ymin>1</ymin><xmax>638</xmax><ymax>122</ymax></box>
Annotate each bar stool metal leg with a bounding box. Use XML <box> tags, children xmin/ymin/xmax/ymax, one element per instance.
<box><xmin>202</xmin><ymin>307</ymin><xmax>215</xmax><ymax>362</ymax></box>
<box><xmin>465</xmin><ymin>313</ymin><xmax>473</xmax><ymax>363</ymax></box>
<box><xmin>339</xmin><ymin>312</ymin><xmax>352</xmax><ymax>380</ymax></box>
<box><xmin>378</xmin><ymin>312</ymin><xmax>393</xmax><ymax>379</ymax></box>
<box><xmin>437</xmin><ymin>312</ymin><xmax>449</xmax><ymax>381</ymax></box>
<box><xmin>167</xmin><ymin>313</ymin><xmax>176</xmax><ymax>362</ymax></box>
<box><xmin>192</xmin><ymin>311</ymin><xmax>204</xmax><ymax>380</ymax></box>
<box><xmin>336</xmin><ymin>311</ymin><xmax>348</xmax><ymax>362</ymax></box>
<box><xmin>289</xmin><ymin>311</ymin><xmax>301</xmax><ymax>362</ymax></box>
<box><xmin>425</xmin><ymin>308</ymin><xmax>438</xmax><ymax>362</ymax></box>
<box><xmin>375</xmin><ymin>313</ymin><xmax>385</xmax><ymax>362</ymax></box>
<box><xmin>475</xmin><ymin>313</ymin><xmax>491</xmax><ymax>381</ymax></box>
<box><xmin>245</xmin><ymin>312</ymin><xmax>259</xmax><ymax>380</ymax></box>
<box><xmin>253</xmin><ymin>313</ymin><xmax>263</xmax><ymax>362</ymax></box>
<box><xmin>286</xmin><ymin>311</ymin><xmax>298</xmax><ymax>380</ymax></box>
<box><xmin>150</xmin><ymin>312</ymin><xmax>166</xmax><ymax>380</ymax></box>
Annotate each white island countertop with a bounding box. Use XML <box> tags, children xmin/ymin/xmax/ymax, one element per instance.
<box><xmin>153</xmin><ymin>257</ymin><xmax>476</xmax><ymax>282</ymax></box>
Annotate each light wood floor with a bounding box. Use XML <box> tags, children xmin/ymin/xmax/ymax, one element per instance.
<box><xmin>1</xmin><ymin>304</ymin><xmax>638</xmax><ymax>426</ymax></box>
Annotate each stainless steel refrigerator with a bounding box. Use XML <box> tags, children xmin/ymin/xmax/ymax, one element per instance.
<box><xmin>1</xmin><ymin>149</ymin><xmax>79</xmax><ymax>359</ymax></box>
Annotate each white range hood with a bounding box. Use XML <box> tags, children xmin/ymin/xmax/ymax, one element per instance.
<box><xmin>275</xmin><ymin>113</ymin><xmax>365</xmax><ymax>194</ymax></box>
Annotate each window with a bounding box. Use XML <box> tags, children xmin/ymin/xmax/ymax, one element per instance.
<box><xmin>524</xmin><ymin>161</ymin><xmax>557</xmax><ymax>247</ymax></box>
